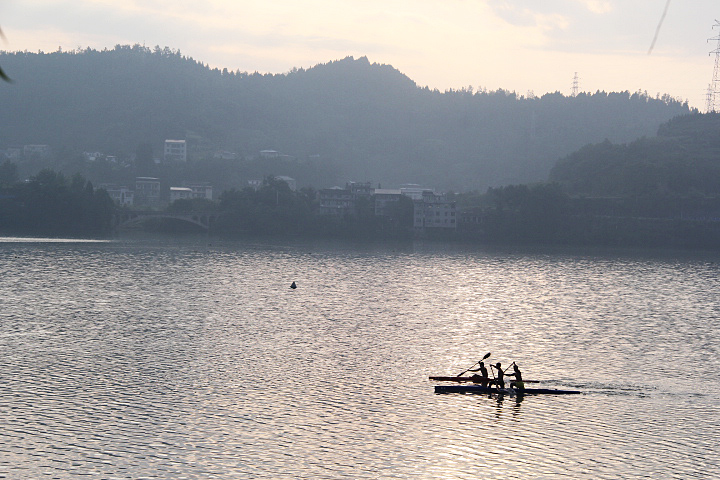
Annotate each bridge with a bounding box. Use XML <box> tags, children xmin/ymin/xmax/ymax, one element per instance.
<box><xmin>114</xmin><ymin>211</ymin><xmax>220</xmax><ymax>231</ymax></box>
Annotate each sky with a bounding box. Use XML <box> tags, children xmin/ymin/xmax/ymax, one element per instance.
<box><xmin>1</xmin><ymin>0</ymin><xmax>719</xmax><ymax>110</ymax></box>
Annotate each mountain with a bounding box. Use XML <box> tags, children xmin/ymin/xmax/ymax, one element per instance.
<box><xmin>0</xmin><ymin>45</ymin><xmax>692</xmax><ymax>191</ymax></box>
<box><xmin>550</xmin><ymin>113</ymin><xmax>720</xmax><ymax>197</ymax></box>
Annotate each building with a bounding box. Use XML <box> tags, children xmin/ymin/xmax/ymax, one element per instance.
<box><xmin>101</xmin><ymin>185</ymin><xmax>134</xmax><ymax>206</ymax></box>
<box><xmin>317</xmin><ymin>182</ymin><xmax>374</xmax><ymax>216</ymax></box>
<box><xmin>23</xmin><ymin>145</ymin><xmax>51</xmax><ymax>158</ymax></box>
<box><xmin>399</xmin><ymin>184</ymin><xmax>427</xmax><ymax>201</ymax></box>
<box><xmin>259</xmin><ymin>150</ymin><xmax>280</xmax><ymax>159</ymax></box>
<box><xmin>374</xmin><ymin>189</ymin><xmax>403</xmax><ymax>217</ymax></box>
<box><xmin>458</xmin><ymin>206</ymin><xmax>486</xmax><ymax>235</ymax></box>
<box><xmin>164</xmin><ymin>140</ymin><xmax>187</xmax><ymax>162</ymax></box>
<box><xmin>4</xmin><ymin>146</ymin><xmax>21</xmax><ymax>160</ymax></box>
<box><xmin>170</xmin><ymin>187</ymin><xmax>193</xmax><ymax>203</ymax></box>
<box><xmin>348</xmin><ymin>181</ymin><xmax>374</xmax><ymax>197</ymax></box>
<box><xmin>185</xmin><ymin>183</ymin><xmax>213</xmax><ymax>200</ymax></box>
<box><xmin>83</xmin><ymin>151</ymin><xmax>103</xmax><ymax>162</ymax></box>
<box><xmin>274</xmin><ymin>176</ymin><xmax>297</xmax><ymax>191</ymax></box>
<box><xmin>318</xmin><ymin>187</ymin><xmax>355</xmax><ymax>216</ymax></box>
<box><xmin>248</xmin><ymin>177</ymin><xmax>296</xmax><ymax>192</ymax></box>
<box><xmin>413</xmin><ymin>190</ymin><xmax>457</xmax><ymax>230</ymax></box>
<box><xmin>135</xmin><ymin>177</ymin><xmax>161</xmax><ymax>206</ymax></box>
<box><xmin>213</xmin><ymin>150</ymin><xmax>237</xmax><ymax>160</ymax></box>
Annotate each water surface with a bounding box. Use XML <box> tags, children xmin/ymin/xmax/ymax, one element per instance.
<box><xmin>1</xmin><ymin>236</ymin><xmax>718</xmax><ymax>479</ymax></box>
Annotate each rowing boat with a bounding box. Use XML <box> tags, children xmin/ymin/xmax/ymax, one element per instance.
<box><xmin>429</xmin><ymin>376</ymin><xmax>539</xmax><ymax>384</ymax></box>
<box><xmin>434</xmin><ymin>384</ymin><xmax>582</xmax><ymax>395</ymax></box>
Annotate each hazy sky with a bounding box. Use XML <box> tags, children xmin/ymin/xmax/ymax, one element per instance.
<box><xmin>2</xmin><ymin>1</ymin><xmax>718</xmax><ymax>109</ymax></box>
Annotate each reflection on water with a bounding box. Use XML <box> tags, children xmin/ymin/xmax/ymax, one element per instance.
<box><xmin>0</xmin><ymin>236</ymin><xmax>719</xmax><ymax>479</ymax></box>
<box><xmin>0</xmin><ymin>236</ymin><xmax>111</xmax><ymax>243</ymax></box>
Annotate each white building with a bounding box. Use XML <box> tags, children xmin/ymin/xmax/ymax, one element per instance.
<box><xmin>185</xmin><ymin>183</ymin><xmax>213</xmax><ymax>200</ymax></box>
<box><xmin>102</xmin><ymin>185</ymin><xmax>134</xmax><ymax>206</ymax></box>
<box><xmin>135</xmin><ymin>177</ymin><xmax>161</xmax><ymax>206</ymax></box>
<box><xmin>5</xmin><ymin>146</ymin><xmax>21</xmax><ymax>160</ymax></box>
<box><xmin>399</xmin><ymin>184</ymin><xmax>427</xmax><ymax>200</ymax></box>
<box><xmin>83</xmin><ymin>151</ymin><xmax>103</xmax><ymax>162</ymax></box>
<box><xmin>260</xmin><ymin>150</ymin><xmax>280</xmax><ymax>159</ymax></box>
<box><xmin>317</xmin><ymin>182</ymin><xmax>374</xmax><ymax>216</ymax></box>
<box><xmin>170</xmin><ymin>187</ymin><xmax>193</xmax><ymax>203</ymax></box>
<box><xmin>413</xmin><ymin>190</ymin><xmax>456</xmax><ymax>230</ymax></box>
<box><xmin>318</xmin><ymin>186</ymin><xmax>355</xmax><ymax>216</ymax></box>
<box><xmin>213</xmin><ymin>150</ymin><xmax>237</xmax><ymax>160</ymax></box>
<box><xmin>23</xmin><ymin>145</ymin><xmax>51</xmax><ymax>158</ymax></box>
<box><xmin>164</xmin><ymin>140</ymin><xmax>187</xmax><ymax>162</ymax></box>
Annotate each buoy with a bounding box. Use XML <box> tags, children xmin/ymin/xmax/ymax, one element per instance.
<box><xmin>290</xmin><ymin>281</ymin><xmax>297</xmax><ymax>289</ymax></box>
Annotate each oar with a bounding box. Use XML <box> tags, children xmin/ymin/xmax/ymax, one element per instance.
<box><xmin>503</xmin><ymin>361</ymin><xmax>516</xmax><ymax>374</ymax></box>
<box><xmin>456</xmin><ymin>352</ymin><xmax>491</xmax><ymax>377</ymax></box>
<box><xmin>504</xmin><ymin>362</ymin><xmax>528</xmax><ymax>389</ymax></box>
<box><xmin>488</xmin><ymin>362</ymin><xmax>498</xmax><ymax>387</ymax></box>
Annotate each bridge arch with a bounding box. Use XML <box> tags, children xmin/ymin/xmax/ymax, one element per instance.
<box><xmin>115</xmin><ymin>211</ymin><xmax>220</xmax><ymax>231</ymax></box>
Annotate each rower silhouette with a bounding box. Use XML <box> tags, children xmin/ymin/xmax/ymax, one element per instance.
<box><xmin>492</xmin><ymin>362</ymin><xmax>505</xmax><ymax>389</ymax></box>
<box><xmin>468</xmin><ymin>361</ymin><xmax>490</xmax><ymax>387</ymax></box>
<box><xmin>290</xmin><ymin>281</ymin><xmax>297</xmax><ymax>289</ymax></box>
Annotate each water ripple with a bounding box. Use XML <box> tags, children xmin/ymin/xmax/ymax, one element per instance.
<box><xmin>1</xmin><ymin>239</ymin><xmax>719</xmax><ymax>478</ymax></box>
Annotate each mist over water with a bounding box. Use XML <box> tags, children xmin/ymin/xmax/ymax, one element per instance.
<box><xmin>1</xmin><ymin>236</ymin><xmax>718</xmax><ymax>479</ymax></box>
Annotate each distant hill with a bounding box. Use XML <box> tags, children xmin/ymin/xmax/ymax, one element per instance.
<box><xmin>0</xmin><ymin>45</ymin><xmax>692</xmax><ymax>191</ymax></box>
<box><xmin>550</xmin><ymin>113</ymin><xmax>720</xmax><ymax>197</ymax></box>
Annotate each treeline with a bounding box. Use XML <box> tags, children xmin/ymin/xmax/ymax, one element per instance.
<box><xmin>456</xmin><ymin>183</ymin><xmax>720</xmax><ymax>249</ymax></box>
<box><xmin>550</xmin><ymin>113</ymin><xmax>720</xmax><ymax>197</ymax></box>
<box><xmin>0</xmin><ymin>165</ymin><xmax>115</xmax><ymax>236</ymax></box>
<box><xmin>7</xmin><ymin>110</ymin><xmax>720</xmax><ymax>247</ymax></box>
<box><xmin>9</xmin><ymin>146</ymin><xmax>342</xmax><ymax>206</ymax></box>
<box><xmin>163</xmin><ymin>176</ymin><xmax>415</xmax><ymax>238</ymax></box>
<box><xmin>0</xmin><ymin>45</ymin><xmax>692</xmax><ymax>191</ymax></box>
<box><xmin>162</xmin><ymin>177</ymin><xmax>720</xmax><ymax>249</ymax></box>
<box><xmin>4</xmin><ymin>164</ymin><xmax>720</xmax><ymax>249</ymax></box>
<box><xmin>462</xmin><ymin>110</ymin><xmax>720</xmax><ymax>248</ymax></box>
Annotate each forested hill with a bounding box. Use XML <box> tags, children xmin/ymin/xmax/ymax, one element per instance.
<box><xmin>549</xmin><ymin>113</ymin><xmax>720</xmax><ymax>197</ymax></box>
<box><xmin>0</xmin><ymin>45</ymin><xmax>692</xmax><ymax>191</ymax></box>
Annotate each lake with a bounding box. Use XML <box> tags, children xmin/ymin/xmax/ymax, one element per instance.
<box><xmin>1</xmin><ymin>235</ymin><xmax>718</xmax><ymax>479</ymax></box>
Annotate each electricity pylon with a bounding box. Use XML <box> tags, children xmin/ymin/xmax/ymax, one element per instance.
<box><xmin>571</xmin><ymin>72</ymin><xmax>579</xmax><ymax>97</ymax></box>
<box><xmin>707</xmin><ymin>21</ymin><xmax>720</xmax><ymax>112</ymax></box>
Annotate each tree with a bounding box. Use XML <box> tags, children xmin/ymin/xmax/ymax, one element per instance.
<box><xmin>0</xmin><ymin>47</ymin><xmax>692</xmax><ymax>191</ymax></box>
<box><xmin>0</xmin><ymin>169</ymin><xmax>115</xmax><ymax>236</ymax></box>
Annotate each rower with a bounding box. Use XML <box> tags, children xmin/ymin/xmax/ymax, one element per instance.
<box><xmin>467</xmin><ymin>361</ymin><xmax>489</xmax><ymax>387</ymax></box>
<box><xmin>492</xmin><ymin>362</ymin><xmax>505</xmax><ymax>389</ymax></box>
<box><xmin>506</xmin><ymin>363</ymin><xmax>524</xmax><ymax>391</ymax></box>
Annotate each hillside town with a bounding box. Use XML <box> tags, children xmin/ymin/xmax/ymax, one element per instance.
<box><xmin>2</xmin><ymin>138</ymin><xmax>459</xmax><ymax>235</ymax></box>
<box><xmin>8</xmin><ymin>112</ymin><xmax>720</xmax><ymax>248</ymax></box>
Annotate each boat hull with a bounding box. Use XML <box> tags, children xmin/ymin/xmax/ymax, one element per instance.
<box><xmin>434</xmin><ymin>384</ymin><xmax>582</xmax><ymax>395</ymax></box>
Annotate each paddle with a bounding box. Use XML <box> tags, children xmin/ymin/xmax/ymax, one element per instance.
<box><xmin>456</xmin><ymin>352</ymin><xmax>491</xmax><ymax>377</ymax></box>
<box><xmin>503</xmin><ymin>362</ymin><xmax>526</xmax><ymax>389</ymax></box>
<box><xmin>488</xmin><ymin>361</ymin><xmax>498</xmax><ymax>387</ymax></box>
<box><xmin>503</xmin><ymin>361</ymin><xmax>516</xmax><ymax>374</ymax></box>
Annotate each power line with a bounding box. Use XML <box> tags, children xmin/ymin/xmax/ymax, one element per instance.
<box><xmin>648</xmin><ymin>0</ymin><xmax>672</xmax><ymax>55</ymax></box>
